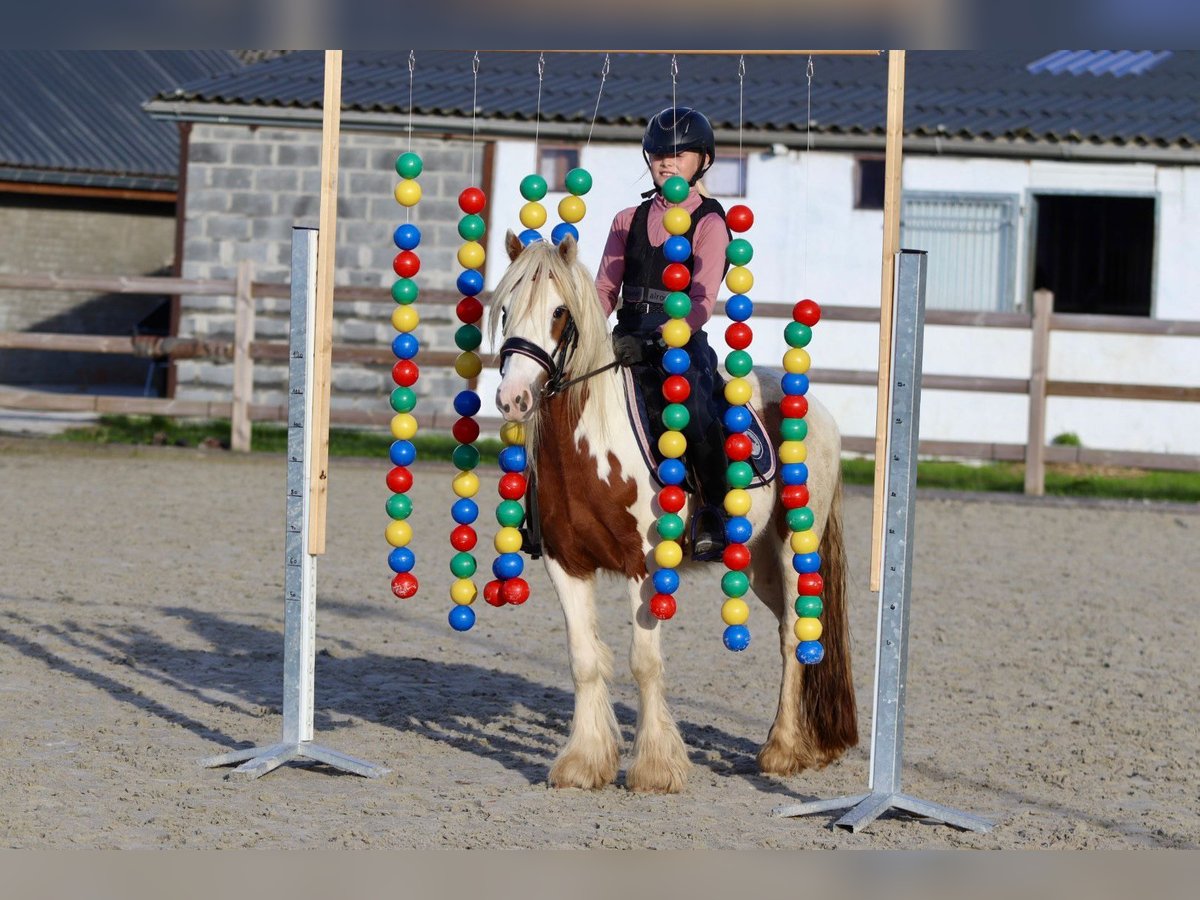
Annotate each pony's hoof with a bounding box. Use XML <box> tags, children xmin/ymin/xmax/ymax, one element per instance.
<box><xmin>756</xmin><ymin>738</ymin><xmax>816</xmax><ymax>776</ymax></box>
<box><xmin>549</xmin><ymin>749</ymin><xmax>619</xmax><ymax>790</ymax></box>
<box><xmin>625</xmin><ymin>754</ymin><xmax>690</xmax><ymax>794</ymax></box>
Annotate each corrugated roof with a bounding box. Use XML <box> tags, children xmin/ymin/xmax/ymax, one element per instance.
<box><xmin>0</xmin><ymin>51</ymin><xmax>244</xmax><ymax>191</ymax></box>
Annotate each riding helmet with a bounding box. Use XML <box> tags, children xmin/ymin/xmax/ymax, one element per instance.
<box><xmin>642</xmin><ymin>107</ymin><xmax>716</xmax><ymax>183</ymax></box>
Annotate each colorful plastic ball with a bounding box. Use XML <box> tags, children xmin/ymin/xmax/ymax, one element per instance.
<box><xmin>390</xmin><ymin>413</ymin><xmax>418</xmax><ymax>441</ymax></box>
<box><xmin>391</xmin><ymin>330</ymin><xmax>418</xmax><ymax>362</ymax></box>
<box><xmin>661</xmin><ymin>263</ymin><xmax>690</xmax><ymax>292</ymax></box>
<box><xmin>724</xmin><ymin>350</ymin><xmax>753</xmax><ymax>378</ymax></box>
<box><xmin>494</xmin><ymin>526</ymin><xmax>524</xmax><ymax>554</ymax></box>
<box><xmin>658</xmin><ymin>430</ymin><xmax>686</xmax><ymax>459</ymax></box>
<box><xmin>723</xmin><ymin>377</ymin><xmax>752</xmax><ymax>407</ymax></box>
<box><xmin>388</xmin><ymin>546</ymin><xmax>415</xmax><ymax>574</ymax></box>
<box><xmin>662</xmin><ymin>175</ymin><xmax>690</xmax><ymax>204</ymax></box>
<box><xmin>386</xmin><ymin>465</ymin><xmax>413</xmax><ymax>494</ymax></box>
<box><xmin>795</xmin><ymin>595</ymin><xmax>823</xmax><ymax>618</ymax></box>
<box><xmin>459</xmin><ymin>186</ymin><xmax>486</xmax><ymax>215</ymax></box>
<box><xmin>649</xmin><ymin>592</ymin><xmax>677</xmax><ymax>620</ymax></box>
<box><xmin>781</xmin><ymin>394</ymin><xmax>809</xmax><ymax>419</ymax></box>
<box><xmin>725</xmin><ymin>515</ymin><xmax>752</xmax><ymax>544</ymax></box>
<box><xmin>725</xmin><ymin>433</ymin><xmax>752</xmax><ymax>461</ymax></box>
<box><xmin>391</xmin><ymin>571</ymin><xmax>418</xmax><ymax>599</ymax></box>
<box><xmin>781</xmin><ymin>463</ymin><xmax>810</xmax><ymax>485</ymax></box>
<box><xmin>458</xmin><ymin>214</ymin><xmax>486</xmax><ymax>242</ymax></box>
<box><xmin>725</xmin><ymin>238</ymin><xmax>754</xmax><ymax>267</ymax></box>
<box><xmin>661</xmin><ymin>403</ymin><xmax>690</xmax><ymax>432</ymax></box>
<box><xmin>785</xmin><ymin>321</ymin><xmax>813</xmax><ymax>348</ymax></box>
<box><xmin>656</xmin><ymin>513</ymin><xmax>685</xmax><ymax>541</ymax></box>
<box><xmin>457</xmin><ymin>241</ymin><xmax>485</xmax><ymax>270</ymax></box>
<box><xmin>653</xmin><ymin>567</ymin><xmax>680</xmax><ymax>594</ymax></box>
<box><xmin>725</xmin><ymin>266</ymin><xmax>754</xmax><ymax>295</ymax></box>
<box><xmin>723</xmin><ymin>405</ymin><xmax>751</xmax><ymax>433</ymax></box>
<box><xmin>502</xmin><ymin>578</ymin><xmax>530</xmax><ymax>605</ymax></box>
<box><xmin>496</xmin><ymin>499</ymin><xmax>525</xmax><ymax>528</ymax></box>
<box><xmin>393</xmin><ymin>250</ymin><xmax>420</xmax><ymax>278</ymax></box>
<box><xmin>558</xmin><ymin>195</ymin><xmax>586</xmax><ymax>223</ymax></box>
<box><xmin>492</xmin><ymin>552</ymin><xmax>524</xmax><ymax>580</ymax></box>
<box><xmin>723</xmin><ymin>625</ymin><xmax>751</xmax><ymax>652</ymax></box>
<box><xmin>780</xmin><ymin>417</ymin><xmax>808</xmax><ymax>442</ymax></box>
<box><xmin>391</xmin><ymin>307</ymin><xmax>419</xmax><ymax>336</ymax></box>
<box><xmin>457</xmin><ymin>296</ymin><xmax>483</xmax><ymax>324</ymax></box>
<box><xmin>451</xmin><ymin>524</ymin><xmax>478</xmax><ymax>552</ymax></box>
<box><xmin>658</xmin><ymin>458</ymin><xmax>687</xmax><ymax>486</ymax></box>
<box><xmin>726</xmin><ymin>461</ymin><xmax>754</xmax><ymax>490</ymax></box>
<box><xmin>663</xmin><ymin>235</ymin><xmax>691</xmax><ymax>263</ymax></box>
<box><xmin>499</xmin><ymin>472</ymin><xmax>527</xmax><ymax>500</ymax></box>
<box><xmin>722</xmin><ymin>597</ymin><xmax>750</xmax><ymax>626</ymax></box>
<box><xmin>452</xmin><ymin>416</ymin><xmax>480</xmax><ymax>445</ymax></box>
<box><xmin>780</xmin><ymin>441</ymin><xmax>807</xmax><ymax>465</ymax></box>
<box><xmin>457</xmin><ymin>268</ymin><xmax>484</xmax><ymax>296</ymax></box>
<box><xmin>782</xmin><ymin>373</ymin><xmax>810</xmax><ymax>396</ymax></box>
<box><xmin>725</xmin><ymin>294</ymin><xmax>753</xmax><ymax>322</ymax></box>
<box><xmin>453</xmin><ymin>390</ymin><xmax>482</xmax><ymax>418</ymax></box>
<box><xmin>721</xmin><ymin>570</ymin><xmax>749</xmax><ymax>598</ymax></box>
<box><xmin>454</xmin><ymin>351</ymin><xmax>482</xmax><ymax>380</ymax></box>
<box><xmin>386</xmin><ymin>492</ymin><xmax>412</xmax><ymax>520</ymax></box>
<box><xmin>520</xmin><ymin>173</ymin><xmax>548</xmax><ymax>201</ymax></box>
<box><xmin>791</xmin><ymin>530</ymin><xmax>820</xmax><ymax>555</ymax></box>
<box><xmin>726</xmin><ymin>204</ymin><xmax>754</xmax><ymax>232</ymax></box>
<box><xmin>518</xmin><ymin>228</ymin><xmax>543</xmax><ymax>246</ymax></box>
<box><xmin>663</xmin><ymin>291</ymin><xmax>691</xmax><ymax>320</ymax></box>
<box><xmin>385</xmin><ymin>519</ymin><xmax>413</xmax><ymax>548</ymax></box>
<box><xmin>725</xmin><ymin>322</ymin><xmax>753</xmax><ymax>350</ymax></box>
<box><xmin>797</xmin><ymin>572</ymin><xmax>824</xmax><ymax>596</ymax></box>
<box><xmin>723</xmin><ymin>542</ymin><xmax>751</xmax><ymax>570</ymax></box>
<box><xmin>498</xmin><ymin>445</ymin><xmax>527</xmax><ymax>473</ymax></box>
<box><xmin>393</xmin><ymin>222</ymin><xmax>421</xmax><ymax>250</ymax></box>
<box><xmin>793</xmin><ymin>551</ymin><xmax>822</xmax><ymax>574</ymax></box>
<box><xmin>519</xmin><ymin>201</ymin><xmax>547</xmax><ymax>229</ymax></box>
<box><xmin>783</xmin><ymin>348</ymin><xmax>811</xmax><ymax>375</ymax></box>
<box><xmin>395</xmin><ymin>151</ymin><xmax>423</xmax><ymax>179</ymax></box>
<box><xmin>551</xmin><ymin>222</ymin><xmax>579</xmax><ymax>245</ymax></box>
<box><xmin>661</xmin><ymin>319</ymin><xmax>691</xmax><ymax>349</ymax></box>
<box><xmin>663</xmin><ymin>207</ymin><xmax>691</xmax><ymax>236</ymax></box>
<box><xmin>451</xmin><ymin>497</ymin><xmax>479</xmax><ymax>525</ymax></box>
<box><xmin>390</xmin><ymin>386</ymin><xmax>416</xmax><ymax>413</ymax></box>
<box><xmin>662</xmin><ymin>375</ymin><xmax>691</xmax><ymax>404</ymax></box>
<box><xmin>390</xmin><ymin>439</ymin><xmax>416</xmax><ymax>467</ymax></box>
<box><xmin>654</xmin><ymin>540</ymin><xmax>683</xmax><ymax>569</ymax></box>
<box><xmin>788</xmin><ymin>506</ymin><xmax>815</xmax><ymax>532</ymax></box>
<box><xmin>448</xmin><ymin>605</ymin><xmax>476</xmax><ymax>632</ymax></box>
<box><xmin>500</xmin><ymin>422</ymin><xmax>525</xmax><ymax>446</ymax></box>
<box><xmin>565</xmin><ymin>167</ymin><xmax>593</xmax><ymax>196</ymax></box>
<box><xmin>392</xmin><ymin>278</ymin><xmax>419</xmax><ymax>304</ymax></box>
<box><xmin>450</xmin><ymin>552</ymin><xmax>477</xmax><ymax>579</ymax></box>
<box><xmin>658</xmin><ymin>484</ymin><xmax>686</xmax><ymax>513</ymax></box>
<box><xmin>394</xmin><ymin>179</ymin><xmax>422</xmax><ymax>207</ymax></box>
<box><xmin>451</xmin><ymin>578</ymin><xmax>478</xmax><ymax>605</ymax></box>
<box><xmin>662</xmin><ymin>348</ymin><xmax>691</xmax><ymax>375</ymax></box>
<box><xmin>793</xmin><ymin>298</ymin><xmax>821</xmax><ymax>326</ymax></box>
<box><xmin>483</xmin><ymin>580</ymin><xmax>505</xmax><ymax>607</ymax></box>
<box><xmin>724</xmin><ymin>489</ymin><xmax>751</xmax><ymax>518</ymax></box>
<box><xmin>452</xmin><ymin>470</ymin><xmax>480</xmax><ymax>499</ymax></box>
<box><xmin>452</xmin><ymin>443</ymin><xmax>480</xmax><ymax>471</ymax></box>
<box><xmin>797</xmin><ymin>641</ymin><xmax>825</xmax><ymax>665</ymax></box>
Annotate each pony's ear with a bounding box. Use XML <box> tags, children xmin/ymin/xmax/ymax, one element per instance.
<box><xmin>556</xmin><ymin>233</ymin><xmax>577</xmax><ymax>265</ymax></box>
<box><xmin>505</xmin><ymin>230</ymin><xmax>524</xmax><ymax>262</ymax></box>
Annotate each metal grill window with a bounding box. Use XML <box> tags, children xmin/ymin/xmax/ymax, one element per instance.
<box><xmin>900</xmin><ymin>193</ymin><xmax>1019</xmax><ymax>312</ymax></box>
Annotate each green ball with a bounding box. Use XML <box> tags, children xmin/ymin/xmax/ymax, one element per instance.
<box><xmin>395</xmin><ymin>152</ymin><xmax>423</xmax><ymax>179</ymax></box>
<box><xmin>726</xmin><ymin>238</ymin><xmax>754</xmax><ymax>267</ymax></box>
<box><xmin>663</xmin><ymin>291</ymin><xmax>691</xmax><ymax>319</ymax></box>
<box><xmin>452</xmin><ymin>443</ymin><xmax>480</xmax><ymax>471</ymax></box>
<box><xmin>496</xmin><ymin>500</ymin><xmax>525</xmax><ymax>527</ymax></box>
<box><xmin>450</xmin><ymin>551</ymin><xmax>477</xmax><ymax>578</ymax></box>
<box><xmin>520</xmin><ymin>174</ymin><xmax>548</xmax><ymax>201</ymax></box>
<box><xmin>656</xmin><ymin>513</ymin><xmax>685</xmax><ymax>541</ymax></box>
<box><xmin>455</xmin><ymin>324</ymin><xmax>482</xmax><ymax>351</ymax></box>
<box><xmin>727</xmin><ymin>460</ymin><xmax>754</xmax><ymax>489</ymax></box>
<box><xmin>781</xmin><ymin>417</ymin><xmax>808</xmax><ymax>441</ymax></box>
<box><xmin>787</xmin><ymin>506</ymin><xmax>815</xmax><ymax>532</ymax></box>
<box><xmin>662</xmin><ymin>175</ymin><xmax>689</xmax><ymax>204</ymax></box>
<box><xmin>795</xmin><ymin>595</ymin><xmax>823</xmax><ymax>618</ymax></box>
<box><xmin>458</xmin><ymin>214</ymin><xmax>486</xmax><ymax>241</ymax></box>
<box><xmin>565</xmin><ymin>167</ymin><xmax>593</xmax><ymax>196</ymax></box>
<box><xmin>390</xmin><ymin>386</ymin><xmax>416</xmax><ymax>413</ymax></box>
<box><xmin>662</xmin><ymin>403</ymin><xmax>690</xmax><ymax>431</ymax></box>
<box><xmin>721</xmin><ymin>570</ymin><xmax>749</xmax><ymax>598</ymax></box>
<box><xmin>392</xmin><ymin>278</ymin><xmax>419</xmax><ymax>304</ymax></box>
<box><xmin>385</xmin><ymin>492</ymin><xmax>412</xmax><ymax>520</ymax></box>
<box><xmin>725</xmin><ymin>349</ymin><xmax>753</xmax><ymax>378</ymax></box>
<box><xmin>785</xmin><ymin>321</ymin><xmax>813</xmax><ymax>348</ymax></box>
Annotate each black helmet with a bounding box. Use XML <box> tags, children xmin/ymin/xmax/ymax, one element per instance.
<box><xmin>642</xmin><ymin>107</ymin><xmax>716</xmax><ymax>184</ymax></box>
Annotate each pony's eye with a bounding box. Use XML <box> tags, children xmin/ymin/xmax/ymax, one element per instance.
<box><xmin>553</xmin><ymin>306</ymin><xmax>566</xmax><ymax>320</ymax></box>
<box><xmin>501</xmin><ymin>308</ymin><xmax>508</xmax><ymax>329</ymax></box>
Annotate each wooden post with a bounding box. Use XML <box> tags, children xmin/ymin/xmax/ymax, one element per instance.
<box><xmin>1024</xmin><ymin>288</ymin><xmax>1053</xmax><ymax>496</ymax></box>
<box><xmin>309</xmin><ymin>50</ymin><xmax>343</xmax><ymax>556</ymax></box>
<box><xmin>869</xmin><ymin>49</ymin><xmax>906</xmax><ymax>593</ymax></box>
<box><xmin>230</xmin><ymin>260</ymin><xmax>255</xmax><ymax>452</ymax></box>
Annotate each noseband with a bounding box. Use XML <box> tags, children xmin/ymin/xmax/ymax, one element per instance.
<box><xmin>498</xmin><ymin>314</ymin><xmax>618</xmax><ymax>399</ymax></box>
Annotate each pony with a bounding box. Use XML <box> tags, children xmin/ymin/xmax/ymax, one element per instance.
<box><xmin>489</xmin><ymin>232</ymin><xmax>857</xmax><ymax>793</ymax></box>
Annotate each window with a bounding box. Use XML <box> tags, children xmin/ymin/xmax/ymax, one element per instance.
<box><xmin>537</xmin><ymin>146</ymin><xmax>580</xmax><ymax>192</ymax></box>
<box><xmin>855</xmin><ymin>158</ymin><xmax>886</xmax><ymax>210</ymax></box>
<box><xmin>704</xmin><ymin>155</ymin><xmax>747</xmax><ymax>197</ymax></box>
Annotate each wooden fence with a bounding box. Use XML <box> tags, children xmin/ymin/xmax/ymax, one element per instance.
<box><xmin>1</xmin><ymin>271</ymin><xmax>1198</xmax><ymax>494</ymax></box>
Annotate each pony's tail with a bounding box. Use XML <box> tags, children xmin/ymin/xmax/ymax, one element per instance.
<box><xmin>802</xmin><ymin>472</ymin><xmax>859</xmax><ymax>761</ymax></box>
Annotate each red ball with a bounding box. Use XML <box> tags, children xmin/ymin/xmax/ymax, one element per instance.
<box><xmin>797</xmin><ymin>572</ymin><xmax>824</xmax><ymax>596</ymax></box>
<box><xmin>658</xmin><ymin>485</ymin><xmax>686</xmax><ymax>513</ymax></box>
<box><xmin>781</xmin><ymin>484</ymin><xmax>810</xmax><ymax>509</ymax></box>
<box><xmin>386</xmin><ymin>466</ymin><xmax>413</xmax><ymax>494</ymax></box>
<box><xmin>390</xmin><ymin>572</ymin><xmax>418</xmax><ymax>599</ymax></box>
<box><xmin>662</xmin><ymin>375</ymin><xmax>691</xmax><ymax>403</ymax></box>
<box><xmin>457</xmin><ymin>296</ymin><xmax>483</xmax><ymax>324</ymax></box>
<box><xmin>726</xmin><ymin>204</ymin><xmax>754</xmax><ymax>233</ymax></box>
<box><xmin>662</xmin><ymin>263</ymin><xmax>691</xmax><ymax>291</ymax></box>
<box><xmin>499</xmin><ymin>472</ymin><xmax>527</xmax><ymax>500</ymax></box>
<box><xmin>450</xmin><ymin>525</ymin><xmax>477</xmax><ymax>552</ymax></box>
<box><xmin>483</xmin><ymin>579</ymin><xmax>505</xmax><ymax>607</ymax></box>
<box><xmin>459</xmin><ymin>186</ymin><xmax>486</xmax><ymax>215</ymax></box>
<box><xmin>781</xmin><ymin>394</ymin><xmax>809</xmax><ymax>418</ymax></box>
<box><xmin>392</xmin><ymin>359</ymin><xmax>419</xmax><ymax>387</ymax></box>
<box><xmin>502</xmin><ymin>577</ymin><xmax>530</xmax><ymax>605</ymax></box>
<box><xmin>452</xmin><ymin>416</ymin><xmax>480</xmax><ymax>445</ymax></box>
<box><xmin>392</xmin><ymin>250</ymin><xmax>420</xmax><ymax>278</ymax></box>
<box><xmin>726</xmin><ymin>322</ymin><xmax>753</xmax><ymax>351</ymax></box>
<box><xmin>725</xmin><ymin>433</ymin><xmax>752</xmax><ymax>461</ymax></box>
<box><xmin>793</xmin><ymin>298</ymin><xmax>821</xmax><ymax>327</ymax></box>
<box><xmin>649</xmin><ymin>592</ymin><xmax>676</xmax><ymax>620</ymax></box>
<box><xmin>722</xmin><ymin>543</ymin><xmax>751</xmax><ymax>571</ymax></box>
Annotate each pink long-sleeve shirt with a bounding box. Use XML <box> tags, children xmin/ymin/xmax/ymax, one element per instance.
<box><xmin>594</xmin><ymin>190</ymin><xmax>730</xmax><ymax>333</ymax></box>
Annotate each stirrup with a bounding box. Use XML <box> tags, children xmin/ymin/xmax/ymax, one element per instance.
<box><xmin>690</xmin><ymin>505</ymin><xmax>727</xmax><ymax>562</ymax></box>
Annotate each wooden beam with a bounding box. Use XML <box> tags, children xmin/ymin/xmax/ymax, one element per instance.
<box><xmin>1024</xmin><ymin>289</ymin><xmax>1053</xmax><ymax>496</ymax></box>
<box><xmin>0</xmin><ymin>180</ymin><xmax>176</xmax><ymax>204</ymax></box>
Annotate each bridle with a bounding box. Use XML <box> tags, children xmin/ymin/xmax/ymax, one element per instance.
<box><xmin>498</xmin><ymin>311</ymin><xmax>619</xmax><ymax>400</ymax></box>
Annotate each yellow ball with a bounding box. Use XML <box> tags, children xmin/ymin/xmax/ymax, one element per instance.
<box><xmin>385</xmin><ymin>519</ymin><xmax>412</xmax><ymax>548</ymax></box>
<box><xmin>500</xmin><ymin>421</ymin><xmax>525</xmax><ymax>446</ymax></box>
<box><xmin>390</xmin><ymin>412</ymin><xmax>418</xmax><ymax>441</ymax></box>
<box><xmin>558</xmin><ymin>195</ymin><xmax>586</xmax><ymax>224</ymax></box>
<box><xmin>779</xmin><ymin>440</ymin><xmax>807</xmax><ymax>465</ymax></box>
<box><xmin>795</xmin><ymin>617</ymin><xmax>823</xmax><ymax>642</ymax></box>
<box><xmin>723</xmin><ymin>377</ymin><xmax>752</xmax><ymax>406</ymax></box>
<box><xmin>455</xmin><ymin>351</ymin><xmax>482</xmax><ymax>379</ymax></box>
<box><xmin>724</xmin><ymin>488</ymin><xmax>751</xmax><ymax>517</ymax></box>
<box><xmin>783</xmin><ymin>347</ymin><xmax>811</xmax><ymax>374</ymax></box>
<box><xmin>452</xmin><ymin>470</ymin><xmax>479</xmax><ymax>498</ymax></box>
<box><xmin>661</xmin><ymin>319</ymin><xmax>692</xmax><ymax>348</ymax></box>
<box><xmin>519</xmin><ymin>201</ymin><xmax>547</xmax><ymax>229</ymax></box>
<box><xmin>654</xmin><ymin>540</ymin><xmax>683</xmax><ymax>569</ymax></box>
<box><xmin>721</xmin><ymin>597</ymin><xmax>750</xmax><ymax>626</ymax></box>
<box><xmin>494</xmin><ymin>526</ymin><xmax>523</xmax><ymax>554</ymax></box>
<box><xmin>457</xmin><ymin>241</ymin><xmax>485</xmax><ymax>270</ymax></box>
<box><xmin>391</xmin><ymin>305</ymin><xmax>419</xmax><ymax>333</ymax></box>
<box><xmin>658</xmin><ymin>430</ymin><xmax>687</xmax><ymax>459</ymax></box>
<box><xmin>394</xmin><ymin>179</ymin><xmax>422</xmax><ymax>207</ymax></box>
<box><xmin>663</xmin><ymin>207</ymin><xmax>692</xmax><ymax>236</ymax></box>
<box><xmin>451</xmin><ymin>578</ymin><xmax>478</xmax><ymax>605</ymax></box>
<box><xmin>790</xmin><ymin>529</ymin><xmax>819</xmax><ymax>554</ymax></box>
<box><xmin>725</xmin><ymin>266</ymin><xmax>754</xmax><ymax>295</ymax></box>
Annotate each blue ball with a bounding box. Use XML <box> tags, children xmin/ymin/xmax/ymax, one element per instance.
<box><xmin>448</xmin><ymin>605</ymin><xmax>476</xmax><ymax>632</ymax></box>
<box><xmin>492</xmin><ymin>552</ymin><xmax>524</xmax><ymax>580</ymax></box>
<box><xmin>551</xmin><ymin>222</ymin><xmax>578</xmax><ymax>245</ymax></box>
<box><xmin>388</xmin><ymin>546</ymin><xmax>415</xmax><ymax>574</ymax></box>
<box><xmin>782</xmin><ymin>373</ymin><xmax>810</xmax><ymax>396</ymax></box>
<box><xmin>653</xmin><ymin>568</ymin><xmax>680</xmax><ymax>594</ymax></box>
<box><xmin>663</xmin><ymin>235</ymin><xmax>692</xmax><ymax>263</ymax></box>
<box><xmin>725</xmin><ymin>515</ymin><xmax>753</xmax><ymax>544</ymax></box>
<box><xmin>392</xmin><ymin>332</ymin><xmax>419</xmax><ymax>360</ymax></box>
<box><xmin>393</xmin><ymin>223</ymin><xmax>421</xmax><ymax>250</ymax></box>
<box><xmin>451</xmin><ymin>498</ymin><xmax>479</xmax><ymax>525</ymax></box>
<box><xmin>662</xmin><ymin>348</ymin><xmax>691</xmax><ymax>375</ymax></box>
<box><xmin>724</xmin><ymin>405</ymin><xmax>752</xmax><ymax>433</ymax></box>
<box><xmin>457</xmin><ymin>269</ymin><xmax>484</xmax><ymax>296</ymax></box>
<box><xmin>658</xmin><ymin>458</ymin><xmax>687</xmax><ymax>485</ymax></box>
<box><xmin>453</xmin><ymin>389</ymin><xmax>482</xmax><ymax>417</ymax></box>
<box><xmin>723</xmin><ymin>624</ymin><xmax>751</xmax><ymax>652</ymax></box>
<box><xmin>725</xmin><ymin>294</ymin><xmax>753</xmax><ymax>322</ymax></box>
<box><xmin>499</xmin><ymin>445</ymin><xmax>527</xmax><ymax>473</ymax></box>
<box><xmin>797</xmin><ymin>640</ymin><xmax>825</xmax><ymax>664</ymax></box>
<box><xmin>781</xmin><ymin>463</ymin><xmax>809</xmax><ymax>486</ymax></box>
<box><xmin>518</xmin><ymin>228</ymin><xmax>543</xmax><ymax>246</ymax></box>
<box><xmin>389</xmin><ymin>440</ymin><xmax>416</xmax><ymax>467</ymax></box>
<box><xmin>792</xmin><ymin>551</ymin><xmax>822</xmax><ymax>574</ymax></box>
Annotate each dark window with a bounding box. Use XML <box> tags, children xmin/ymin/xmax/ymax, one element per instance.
<box><xmin>855</xmin><ymin>158</ymin><xmax>885</xmax><ymax>210</ymax></box>
<box><xmin>1033</xmin><ymin>195</ymin><xmax>1154</xmax><ymax>316</ymax></box>
<box><xmin>538</xmin><ymin>147</ymin><xmax>580</xmax><ymax>192</ymax></box>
